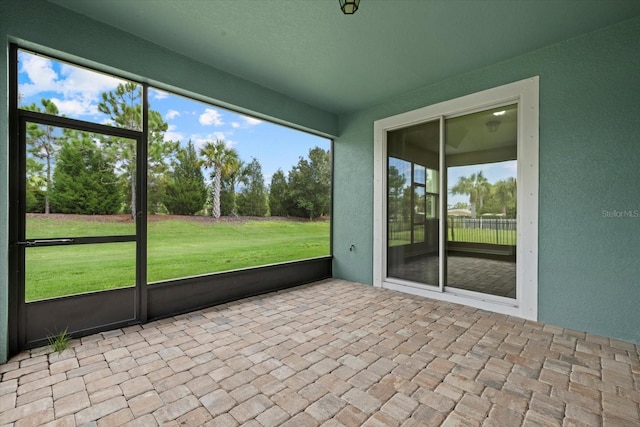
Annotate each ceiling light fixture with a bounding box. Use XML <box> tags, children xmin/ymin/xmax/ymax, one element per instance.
<box><xmin>493</xmin><ymin>110</ymin><xmax>506</xmax><ymax>116</ymax></box>
<box><xmin>486</xmin><ymin>119</ymin><xmax>501</xmax><ymax>133</ymax></box>
<box><xmin>339</xmin><ymin>0</ymin><xmax>360</xmax><ymax>14</ymax></box>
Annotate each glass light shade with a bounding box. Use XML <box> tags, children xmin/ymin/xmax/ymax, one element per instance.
<box><xmin>339</xmin><ymin>0</ymin><xmax>360</xmax><ymax>14</ymax></box>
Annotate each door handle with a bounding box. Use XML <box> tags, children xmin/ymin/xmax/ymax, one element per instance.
<box><xmin>14</xmin><ymin>238</ymin><xmax>75</xmax><ymax>247</ymax></box>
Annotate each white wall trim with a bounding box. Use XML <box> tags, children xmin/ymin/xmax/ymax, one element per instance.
<box><xmin>373</xmin><ymin>77</ymin><xmax>539</xmax><ymax>320</ymax></box>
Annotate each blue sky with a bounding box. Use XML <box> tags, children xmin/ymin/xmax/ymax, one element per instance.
<box><xmin>17</xmin><ymin>49</ymin><xmax>514</xmax><ymax>205</ymax></box>
<box><xmin>17</xmin><ymin>50</ymin><xmax>330</xmax><ymax>184</ymax></box>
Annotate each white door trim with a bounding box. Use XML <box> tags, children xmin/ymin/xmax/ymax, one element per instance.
<box><xmin>373</xmin><ymin>77</ymin><xmax>539</xmax><ymax>320</ymax></box>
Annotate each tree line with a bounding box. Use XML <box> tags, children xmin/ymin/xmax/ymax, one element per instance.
<box><xmin>449</xmin><ymin>171</ymin><xmax>516</xmax><ymax>218</ymax></box>
<box><xmin>25</xmin><ymin>84</ymin><xmax>331</xmax><ymax>220</ymax></box>
<box><xmin>388</xmin><ymin>166</ymin><xmax>516</xmax><ymax>223</ymax></box>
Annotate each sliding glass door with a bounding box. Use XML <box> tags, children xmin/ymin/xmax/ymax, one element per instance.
<box><xmin>445</xmin><ymin>105</ymin><xmax>517</xmax><ymax>298</ymax></box>
<box><xmin>385</xmin><ymin>107</ymin><xmax>518</xmax><ymax>299</ymax></box>
<box><xmin>374</xmin><ymin>77</ymin><xmax>538</xmax><ymax>319</ymax></box>
<box><xmin>387</xmin><ymin>119</ymin><xmax>442</xmax><ymax>289</ymax></box>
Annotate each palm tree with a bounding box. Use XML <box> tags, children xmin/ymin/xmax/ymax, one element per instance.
<box><xmin>449</xmin><ymin>171</ymin><xmax>491</xmax><ymax>218</ymax></box>
<box><xmin>473</xmin><ymin>172</ymin><xmax>491</xmax><ymax>212</ymax></box>
<box><xmin>223</xmin><ymin>160</ymin><xmax>246</xmax><ymax>216</ymax></box>
<box><xmin>494</xmin><ymin>177</ymin><xmax>517</xmax><ymax>217</ymax></box>
<box><xmin>199</xmin><ymin>139</ymin><xmax>240</xmax><ymax>218</ymax></box>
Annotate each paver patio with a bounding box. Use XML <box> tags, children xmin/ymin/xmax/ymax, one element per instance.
<box><xmin>1</xmin><ymin>279</ymin><xmax>639</xmax><ymax>426</ymax></box>
<box><xmin>389</xmin><ymin>256</ymin><xmax>517</xmax><ymax>298</ymax></box>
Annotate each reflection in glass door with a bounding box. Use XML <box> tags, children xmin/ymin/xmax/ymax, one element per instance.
<box><xmin>385</xmin><ymin>105</ymin><xmax>517</xmax><ymax>299</ymax></box>
<box><xmin>446</xmin><ymin>105</ymin><xmax>517</xmax><ymax>298</ymax></box>
<box><xmin>387</xmin><ymin>120</ymin><xmax>441</xmax><ymax>288</ymax></box>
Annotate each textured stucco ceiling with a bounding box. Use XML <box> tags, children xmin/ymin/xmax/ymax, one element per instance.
<box><xmin>49</xmin><ymin>0</ymin><xmax>640</xmax><ymax>115</ymax></box>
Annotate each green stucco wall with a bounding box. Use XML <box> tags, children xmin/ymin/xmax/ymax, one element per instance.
<box><xmin>333</xmin><ymin>16</ymin><xmax>640</xmax><ymax>343</ymax></box>
<box><xmin>1</xmin><ymin>2</ymin><xmax>639</xmax><ymax>363</ymax></box>
<box><xmin>0</xmin><ymin>0</ymin><xmax>337</xmax><ymax>363</ymax></box>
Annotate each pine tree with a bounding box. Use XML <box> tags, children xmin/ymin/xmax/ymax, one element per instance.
<box><xmin>220</xmin><ymin>160</ymin><xmax>245</xmax><ymax>216</ymax></box>
<box><xmin>26</xmin><ymin>158</ymin><xmax>46</xmax><ymax>213</ymax></box>
<box><xmin>288</xmin><ymin>147</ymin><xmax>331</xmax><ymax>219</ymax></box>
<box><xmin>268</xmin><ymin>169</ymin><xmax>289</xmax><ymax>216</ymax></box>
<box><xmin>24</xmin><ymin>99</ymin><xmax>60</xmax><ymax>214</ymax></box>
<box><xmin>164</xmin><ymin>141</ymin><xmax>207</xmax><ymax>215</ymax></box>
<box><xmin>98</xmin><ymin>83</ymin><xmax>177</xmax><ymax>218</ymax></box>
<box><xmin>388</xmin><ymin>165</ymin><xmax>407</xmax><ymax>224</ymax></box>
<box><xmin>237</xmin><ymin>158</ymin><xmax>268</xmax><ymax>216</ymax></box>
<box><xmin>49</xmin><ymin>131</ymin><xmax>121</xmax><ymax>215</ymax></box>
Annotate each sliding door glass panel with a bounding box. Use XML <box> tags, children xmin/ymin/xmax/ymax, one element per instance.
<box><xmin>388</xmin><ymin>157</ymin><xmax>411</xmax><ymax>247</ymax></box>
<box><xmin>413</xmin><ymin>185</ymin><xmax>425</xmax><ymax>243</ymax></box>
<box><xmin>25</xmin><ymin>123</ymin><xmax>136</xmax><ymax>238</ymax></box>
<box><xmin>25</xmin><ymin>242</ymin><xmax>135</xmax><ymax>302</ymax></box>
<box><xmin>387</xmin><ymin>120</ymin><xmax>440</xmax><ymax>286</ymax></box>
<box><xmin>146</xmin><ymin>89</ymin><xmax>331</xmax><ymax>284</ymax></box>
<box><xmin>445</xmin><ymin>104</ymin><xmax>517</xmax><ymax>298</ymax></box>
<box><xmin>413</xmin><ymin>164</ymin><xmax>426</xmax><ymax>243</ymax></box>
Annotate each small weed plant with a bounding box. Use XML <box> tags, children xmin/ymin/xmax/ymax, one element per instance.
<box><xmin>47</xmin><ymin>328</ymin><xmax>71</xmax><ymax>353</ymax></box>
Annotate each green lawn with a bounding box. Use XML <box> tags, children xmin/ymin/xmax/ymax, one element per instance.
<box><xmin>448</xmin><ymin>227</ymin><xmax>516</xmax><ymax>245</ymax></box>
<box><xmin>389</xmin><ymin>227</ymin><xmax>516</xmax><ymax>246</ymax></box>
<box><xmin>25</xmin><ymin>216</ymin><xmax>329</xmax><ymax>301</ymax></box>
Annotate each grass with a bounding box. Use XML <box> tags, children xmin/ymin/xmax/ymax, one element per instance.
<box><xmin>146</xmin><ymin>219</ymin><xmax>328</xmax><ymax>282</ymax></box>
<box><xmin>26</xmin><ymin>242</ymin><xmax>136</xmax><ymax>300</ymax></box>
<box><xmin>25</xmin><ymin>216</ymin><xmax>329</xmax><ymax>302</ymax></box>
<box><xmin>26</xmin><ymin>216</ymin><xmax>135</xmax><ymax>239</ymax></box>
<box><xmin>448</xmin><ymin>227</ymin><xmax>516</xmax><ymax>245</ymax></box>
<box><xmin>389</xmin><ymin>227</ymin><xmax>516</xmax><ymax>246</ymax></box>
<box><xmin>47</xmin><ymin>328</ymin><xmax>71</xmax><ymax>353</ymax></box>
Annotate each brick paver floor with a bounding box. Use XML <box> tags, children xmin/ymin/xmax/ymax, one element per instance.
<box><xmin>1</xmin><ymin>279</ymin><xmax>639</xmax><ymax>426</ymax></box>
<box><xmin>389</xmin><ymin>256</ymin><xmax>516</xmax><ymax>298</ymax></box>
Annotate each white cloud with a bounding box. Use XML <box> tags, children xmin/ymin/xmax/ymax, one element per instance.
<box><xmin>164</xmin><ymin>132</ymin><xmax>184</xmax><ymax>142</ymax></box>
<box><xmin>191</xmin><ymin>132</ymin><xmax>235</xmax><ymax>152</ymax></box>
<box><xmin>199</xmin><ymin>108</ymin><xmax>224</xmax><ymax>126</ymax></box>
<box><xmin>194</xmin><ymin>141</ymin><xmax>207</xmax><ymax>152</ymax></box>
<box><xmin>151</xmin><ymin>89</ymin><xmax>168</xmax><ymax>100</ymax></box>
<box><xmin>164</xmin><ymin>124</ymin><xmax>184</xmax><ymax>142</ymax></box>
<box><xmin>18</xmin><ymin>54</ymin><xmax>60</xmax><ymax>97</ymax></box>
<box><xmin>243</xmin><ymin>116</ymin><xmax>262</xmax><ymax>126</ymax></box>
<box><xmin>50</xmin><ymin>97</ymin><xmax>99</xmax><ymax>117</ymax></box>
<box><xmin>58</xmin><ymin>63</ymin><xmax>124</xmax><ymax>98</ymax></box>
<box><xmin>165</xmin><ymin>109</ymin><xmax>181</xmax><ymax>120</ymax></box>
<box><xmin>231</xmin><ymin>115</ymin><xmax>262</xmax><ymax>129</ymax></box>
<box><xmin>18</xmin><ymin>51</ymin><xmax>125</xmax><ymax>119</ymax></box>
